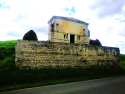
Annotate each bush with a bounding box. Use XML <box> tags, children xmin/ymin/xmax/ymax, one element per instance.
<box><xmin>90</xmin><ymin>39</ymin><xmax>95</xmax><ymax>45</ymax></box>
<box><xmin>92</xmin><ymin>39</ymin><xmax>102</xmax><ymax>46</ymax></box>
<box><xmin>45</xmin><ymin>40</ymin><xmax>50</xmax><ymax>42</ymax></box>
<box><xmin>23</xmin><ymin>30</ymin><xmax>38</xmax><ymax>41</ymax></box>
<box><xmin>0</xmin><ymin>54</ymin><xmax>16</xmax><ymax>71</ymax></box>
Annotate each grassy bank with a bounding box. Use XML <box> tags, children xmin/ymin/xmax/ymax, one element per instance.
<box><xmin>0</xmin><ymin>40</ymin><xmax>125</xmax><ymax>93</ymax></box>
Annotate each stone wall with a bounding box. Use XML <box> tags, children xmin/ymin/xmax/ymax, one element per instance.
<box><xmin>15</xmin><ymin>40</ymin><xmax>121</xmax><ymax>70</ymax></box>
<box><xmin>48</xmin><ymin>18</ymin><xmax>90</xmax><ymax>44</ymax></box>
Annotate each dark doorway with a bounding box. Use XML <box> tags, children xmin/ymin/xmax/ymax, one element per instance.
<box><xmin>70</xmin><ymin>34</ymin><xmax>75</xmax><ymax>43</ymax></box>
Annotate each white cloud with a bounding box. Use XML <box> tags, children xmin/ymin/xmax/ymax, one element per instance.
<box><xmin>0</xmin><ymin>0</ymin><xmax>125</xmax><ymax>54</ymax></box>
<box><xmin>88</xmin><ymin>0</ymin><xmax>125</xmax><ymax>19</ymax></box>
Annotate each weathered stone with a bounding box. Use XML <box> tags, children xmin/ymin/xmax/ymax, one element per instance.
<box><xmin>15</xmin><ymin>16</ymin><xmax>121</xmax><ymax>70</ymax></box>
<box><xmin>15</xmin><ymin>40</ymin><xmax>121</xmax><ymax>70</ymax></box>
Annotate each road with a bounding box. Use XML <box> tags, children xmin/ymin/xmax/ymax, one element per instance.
<box><xmin>1</xmin><ymin>75</ymin><xmax>125</xmax><ymax>94</ymax></box>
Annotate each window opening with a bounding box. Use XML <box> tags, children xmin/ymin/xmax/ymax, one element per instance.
<box><xmin>67</xmin><ymin>34</ymin><xmax>68</xmax><ymax>39</ymax></box>
<box><xmin>64</xmin><ymin>34</ymin><xmax>68</xmax><ymax>39</ymax></box>
<box><xmin>77</xmin><ymin>35</ymin><xmax>80</xmax><ymax>41</ymax></box>
<box><xmin>83</xmin><ymin>29</ymin><xmax>85</xmax><ymax>36</ymax></box>
<box><xmin>50</xmin><ymin>23</ymin><xmax>54</xmax><ymax>32</ymax></box>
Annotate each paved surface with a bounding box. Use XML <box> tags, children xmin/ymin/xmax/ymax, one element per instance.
<box><xmin>1</xmin><ymin>75</ymin><xmax>125</xmax><ymax>94</ymax></box>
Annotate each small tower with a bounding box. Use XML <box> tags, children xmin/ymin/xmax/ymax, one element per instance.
<box><xmin>47</xmin><ymin>16</ymin><xmax>90</xmax><ymax>44</ymax></box>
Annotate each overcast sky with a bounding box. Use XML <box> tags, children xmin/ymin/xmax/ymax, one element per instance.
<box><xmin>0</xmin><ymin>0</ymin><xmax>125</xmax><ymax>54</ymax></box>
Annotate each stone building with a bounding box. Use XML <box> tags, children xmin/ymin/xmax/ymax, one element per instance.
<box><xmin>15</xmin><ymin>16</ymin><xmax>121</xmax><ymax>70</ymax></box>
<box><xmin>47</xmin><ymin>16</ymin><xmax>90</xmax><ymax>44</ymax></box>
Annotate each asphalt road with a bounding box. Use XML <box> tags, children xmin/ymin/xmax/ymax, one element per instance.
<box><xmin>1</xmin><ymin>75</ymin><xmax>125</xmax><ymax>94</ymax></box>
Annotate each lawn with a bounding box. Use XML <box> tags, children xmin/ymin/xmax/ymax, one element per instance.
<box><xmin>0</xmin><ymin>40</ymin><xmax>125</xmax><ymax>93</ymax></box>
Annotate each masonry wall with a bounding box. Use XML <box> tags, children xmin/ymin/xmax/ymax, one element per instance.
<box><xmin>15</xmin><ymin>40</ymin><xmax>121</xmax><ymax>70</ymax></box>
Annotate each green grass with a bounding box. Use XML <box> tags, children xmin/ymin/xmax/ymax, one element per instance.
<box><xmin>39</xmin><ymin>40</ymin><xmax>50</xmax><ymax>42</ymax></box>
<box><xmin>0</xmin><ymin>40</ymin><xmax>125</xmax><ymax>93</ymax></box>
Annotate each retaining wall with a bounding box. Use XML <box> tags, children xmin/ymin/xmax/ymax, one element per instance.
<box><xmin>15</xmin><ymin>40</ymin><xmax>121</xmax><ymax>70</ymax></box>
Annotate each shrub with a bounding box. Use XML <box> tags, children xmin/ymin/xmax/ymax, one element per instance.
<box><xmin>22</xmin><ymin>30</ymin><xmax>38</xmax><ymax>41</ymax></box>
<box><xmin>92</xmin><ymin>39</ymin><xmax>102</xmax><ymax>46</ymax></box>
<box><xmin>90</xmin><ymin>39</ymin><xmax>95</xmax><ymax>45</ymax></box>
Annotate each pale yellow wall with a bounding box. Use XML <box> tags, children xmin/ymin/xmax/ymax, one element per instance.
<box><xmin>48</xmin><ymin>18</ymin><xmax>90</xmax><ymax>44</ymax></box>
<box><xmin>55</xmin><ymin>19</ymin><xmax>87</xmax><ymax>35</ymax></box>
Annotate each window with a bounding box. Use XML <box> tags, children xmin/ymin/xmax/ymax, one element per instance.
<box><xmin>77</xmin><ymin>35</ymin><xmax>80</xmax><ymax>41</ymax></box>
<box><xmin>50</xmin><ymin>23</ymin><xmax>54</xmax><ymax>32</ymax></box>
<box><xmin>66</xmin><ymin>34</ymin><xmax>68</xmax><ymax>39</ymax></box>
<box><xmin>64</xmin><ymin>34</ymin><xmax>68</xmax><ymax>39</ymax></box>
<box><xmin>56</xmin><ymin>23</ymin><xmax>59</xmax><ymax>32</ymax></box>
<box><xmin>83</xmin><ymin>29</ymin><xmax>85</xmax><ymax>36</ymax></box>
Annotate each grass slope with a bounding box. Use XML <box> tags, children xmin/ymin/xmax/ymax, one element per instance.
<box><xmin>0</xmin><ymin>40</ymin><xmax>125</xmax><ymax>92</ymax></box>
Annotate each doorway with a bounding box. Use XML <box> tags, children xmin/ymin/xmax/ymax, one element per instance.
<box><xmin>70</xmin><ymin>34</ymin><xmax>75</xmax><ymax>43</ymax></box>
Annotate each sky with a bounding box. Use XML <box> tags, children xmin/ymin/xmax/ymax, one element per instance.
<box><xmin>0</xmin><ymin>0</ymin><xmax>125</xmax><ymax>55</ymax></box>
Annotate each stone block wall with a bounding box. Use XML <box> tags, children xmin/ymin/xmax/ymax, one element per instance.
<box><xmin>15</xmin><ymin>40</ymin><xmax>121</xmax><ymax>70</ymax></box>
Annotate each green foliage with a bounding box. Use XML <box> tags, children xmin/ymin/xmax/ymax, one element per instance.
<box><xmin>120</xmin><ymin>54</ymin><xmax>125</xmax><ymax>70</ymax></box>
<box><xmin>120</xmin><ymin>54</ymin><xmax>125</xmax><ymax>61</ymax></box>
<box><xmin>23</xmin><ymin>30</ymin><xmax>38</xmax><ymax>41</ymax></box>
<box><xmin>92</xmin><ymin>39</ymin><xmax>102</xmax><ymax>46</ymax></box>
<box><xmin>0</xmin><ymin>40</ymin><xmax>17</xmax><ymax>62</ymax></box>
<box><xmin>0</xmin><ymin>53</ymin><xmax>16</xmax><ymax>71</ymax></box>
<box><xmin>120</xmin><ymin>61</ymin><xmax>125</xmax><ymax>70</ymax></box>
<box><xmin>45</xmin><ymin>40</ymin><xmax>50</xmax><ymax>42</ymax></box>
<box><xmin>0</xmin><ymin>40</ymin><xmax>125</xmax><ymax>92</ymax></box>
<box><xmin>39</xmin><ymin>40</ymin><xmax>50</xmax><ymax>42</ymax></box>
